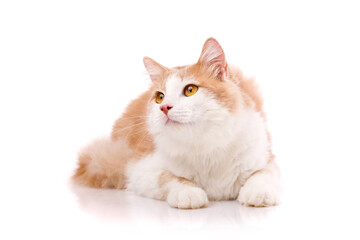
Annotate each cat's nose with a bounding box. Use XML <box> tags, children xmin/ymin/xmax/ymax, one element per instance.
<box><xmin>160</xmin><ymin>104</ymin><xmax>173</xmax><ymax>115</ymax></box>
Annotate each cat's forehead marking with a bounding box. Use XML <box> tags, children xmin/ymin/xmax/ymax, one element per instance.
<box><xmin>165</xmin><ymin>72</ymin><xmax>197</xmax><ymax>94</ymax></box>
<box><xmin>152</xmin><ymin>67</ymin><xmax>197</xmax><ymax>95</ymax></box>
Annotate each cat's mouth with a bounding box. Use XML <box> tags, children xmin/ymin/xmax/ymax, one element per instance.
<box><xmin>165</xmin><ymin>117</ymin><xmax>194</xmax><ymax>126</ymax></box>
<box><xmin>165</xmin><ymin>118</ymin><xmax>182</xmax><ymax>125</ymax></box>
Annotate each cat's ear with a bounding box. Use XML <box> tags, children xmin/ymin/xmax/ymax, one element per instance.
<box><xmin>198</xmin><ymin>38</ymin><xmax>228</xmax><ymax>81</ymax></box>
<box><xmin>143</xmin><ymin>57</ymin><xmax>168</xmax><ymax>83</ymax></box>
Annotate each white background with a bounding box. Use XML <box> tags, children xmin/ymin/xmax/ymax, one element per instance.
<box><xmin>1</xmin><ymin>0</ymin><xmax>360</xmax><ymax>239</ymax></box>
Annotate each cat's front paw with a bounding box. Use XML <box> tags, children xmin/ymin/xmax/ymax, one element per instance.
<box><xmin>238</xmin><ymin>179</ymin><xmax>280</xmax><ymax>207</ymax></box>
<box><xmin>167</xmin><ymin>187</ymin><xmax>209</xmax><ymax>209</ymax></box>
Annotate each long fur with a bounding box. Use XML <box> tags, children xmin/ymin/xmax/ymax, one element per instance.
<box><xmin>73</xmin><ymin>38</ymin><xmax>281</xmax><ymax>209</ymax></box>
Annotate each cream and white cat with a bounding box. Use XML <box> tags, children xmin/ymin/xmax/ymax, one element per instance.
<box><xmin>73</xmin><ymin>38</ymin><xmax>281</xmax><ymax>209</ymax></box>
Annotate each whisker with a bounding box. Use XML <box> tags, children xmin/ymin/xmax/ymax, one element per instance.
<box><xmin>122</xmin><ymin>126</ymin><xmax>147</xmax><ymax>142</ymax></box>
<box><xmin>113</xmin><ymin>121</ymin><xmax>147</xmax><ymax>134</ymax></box>
<box><xmin>133</xmin><ymin>130</ymin><xmax>151</xmax><ymax>154</ymax></box>
<box><xmin>118</xmin><ymin>115</ymin><xmax>149</xmax><ymax>120</ymax></box>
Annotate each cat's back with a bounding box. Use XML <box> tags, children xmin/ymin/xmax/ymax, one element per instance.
<box><xmin>229</xmin><ymin>66</ymin><xmax>265</xmax><ymax>118</ymax></box>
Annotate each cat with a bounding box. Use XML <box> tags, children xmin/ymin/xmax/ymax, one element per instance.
<box><xmin>73</xmin><ymin>38</ymin><xmax>281</xmax><ymax>209</ymax></box>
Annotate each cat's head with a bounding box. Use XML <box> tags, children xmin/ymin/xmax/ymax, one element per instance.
<box><xmin>144</xmin><ymin>38</ymin><xmax>242</xmax><ymax>148</ymax></box>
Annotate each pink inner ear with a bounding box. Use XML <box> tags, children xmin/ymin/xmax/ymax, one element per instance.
<box><xmin>199</xmin><ymin>38</ymin><xmax>228</xmax><ymax>80</ymax></box>
<box><xmin>143</xmin><ymin>57</ymin><xmax>167</xmax><ymax>83</ymax></box>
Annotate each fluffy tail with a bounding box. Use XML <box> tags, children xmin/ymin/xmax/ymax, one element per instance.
<box><xmin>72</xmin><ymin>137</ymin><xmax>132</xmax><ymax>189</ymax></box>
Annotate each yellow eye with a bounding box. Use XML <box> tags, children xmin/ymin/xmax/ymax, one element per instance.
<box><xmin>184</xmin><ymin>84</ymin><xmax>198</xmax><ymax>97</ymax></box>
<box><xmin>155</xmin><ymin>92</ymin><xmax>164</xmax><ymax>104</ymax></box>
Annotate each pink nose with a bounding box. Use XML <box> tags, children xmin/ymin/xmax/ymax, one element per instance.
<box><xmin>160</xmin><ymin>104</ymin><xmax>173</xmax><ymax>115</ymax></box>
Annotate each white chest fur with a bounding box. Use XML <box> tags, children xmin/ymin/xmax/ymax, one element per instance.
<box><xmin>157</xmin><ymin>109</ymin><xmax>270</xmax><ymax>200</ymax></box>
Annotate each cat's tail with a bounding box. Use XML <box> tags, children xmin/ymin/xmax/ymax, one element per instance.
<box><xmin>72</xmin><ymin>137</ymin><xmax>133</xmax><ymax>189</ymax></box>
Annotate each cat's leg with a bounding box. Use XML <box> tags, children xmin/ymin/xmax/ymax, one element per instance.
<box><xmin>126</xmin><ymin>155</ymin><xmax>209</xmax><ymax>209</ymax></box>
<box><xmin>238</xmin><ymin>158</ymin><xmax>281</xmax><ymax>207</ymax></box>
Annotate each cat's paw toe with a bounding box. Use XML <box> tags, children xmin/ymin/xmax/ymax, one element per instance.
<box><xmin>167</xmin><ymin>187</ymin><xmax>209</xmax><ymax>209</ymax></box>
<box><xmin>238</xmin><ymin>183</ymin><xmax>279</xmax><ymax>207</ymax></box>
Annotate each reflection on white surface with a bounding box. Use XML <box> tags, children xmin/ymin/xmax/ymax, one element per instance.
<box><xmin>71</xmin><ymin>183</ymin><xmax>276</xmax><ymax>226</ymax></box>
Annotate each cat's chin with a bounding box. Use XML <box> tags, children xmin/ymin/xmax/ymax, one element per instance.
<box><xmin>165</xmin><ymin>119</ymin><xmax>182</xmax><ymax>125</ymax></box>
